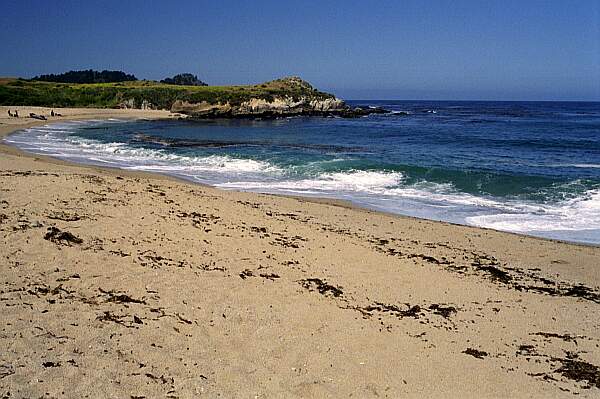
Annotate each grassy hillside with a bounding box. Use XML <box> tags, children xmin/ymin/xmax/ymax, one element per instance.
<box><xmin>0</xmin><ymin>77</ymin><xmax>335</xmax><ymax>109</ymax></box>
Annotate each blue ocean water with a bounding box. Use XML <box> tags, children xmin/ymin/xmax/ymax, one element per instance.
<box><xmin>5</xmin><ymin>101</ymin><xmax>600</xmax><ymax>244</ymax></box>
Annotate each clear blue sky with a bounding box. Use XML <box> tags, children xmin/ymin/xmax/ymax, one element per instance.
<box><xmin>1</xmin><ymin>0</ymin><xmax>599</xmax><ymax>100</ymax></box>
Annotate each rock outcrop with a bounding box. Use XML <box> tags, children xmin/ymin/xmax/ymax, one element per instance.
<box><xmin>169</xmin><ymin>77</ymin><xmax>389</xmax><ymax>119</ymax></box>
<box><xmin>170</xmin><ymin>96</ymin><xmax>352</xmax><ymax>118</ymax></box>
<box><xmin>118</xmin><ymin>98</ymin><xmax>156</xmax><ymax>110</ymax></box>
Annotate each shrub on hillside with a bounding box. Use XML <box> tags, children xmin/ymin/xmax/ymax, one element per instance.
<box><xmin>160</xmin><ymin>73</ymin><xmax>207</xmax><ymax>86</ymax></box>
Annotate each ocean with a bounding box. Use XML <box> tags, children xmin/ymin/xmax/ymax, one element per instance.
<box><xmin>5</xmin><ymin>101</ymin><xmax>600</xmax><ymax>244</ymax></box>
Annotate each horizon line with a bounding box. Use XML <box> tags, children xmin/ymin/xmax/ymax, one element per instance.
<box><xmin>343</xmin><ymin>98</ymin><xmax>600</xmax><ymax>103</ymax></box>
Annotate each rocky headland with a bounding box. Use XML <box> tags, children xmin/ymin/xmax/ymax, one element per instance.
<box><xmin>169</xmin><ymin>77</ymin><xmax>389</xmax><ymax>119</ymax></box>
<box><xmin>0</xmin><ymin>76</ymin><xmax>388</xmax><ymax>119</ymax></box>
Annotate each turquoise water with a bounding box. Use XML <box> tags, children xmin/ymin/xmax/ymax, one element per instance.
<box><xmin>6</xmin><ymin>101</ymin><xmax>600</xmax><ymax>244</ymax></box>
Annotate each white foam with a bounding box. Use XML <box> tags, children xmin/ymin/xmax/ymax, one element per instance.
<box><xmin>384</xmin><ymin>183</ymin><xmax>544</xmax><ymax>213</ymax></box>
<box><xmin>555</xmin><ymin>164</ymin><xmax>600</xmax><ymax>169</ymax></box>
<box><xmin>219</xmin><ymin>172</ymin><xmax>600</xmax><ymax>239</ymax></box>
<box><xmin>6</xmin><ymin>121</ymin><xmax>282</xmax><ymax>177</ymax></box>
<box><xmin>124</xmin><ymin>154</ymin><xmax>279</xmax><ymax>174</ymax></box>
<box><xmin>466</xmin><ymin>189</ymin><xmax>600</xmax><ymax>232</ymax></box>
<box><xmin>217</xmin><ymin>170</ymin><xmax>404</xmax><ymax>193</ymax></box>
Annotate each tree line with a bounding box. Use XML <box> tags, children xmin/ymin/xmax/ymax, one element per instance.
<box><xmin>32</xmin><ymin>70</ymin><xmax>138</xmax><ymax>84</ymax></box>
<box><xmin>31</xmin><ymin>70</ymin><xmax>208</xmax><ymax>86</ymax></box>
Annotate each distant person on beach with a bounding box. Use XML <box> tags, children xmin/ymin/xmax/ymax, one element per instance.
<box><xmin>14</xmin><ymin>110</ymin><xmax>18</xmax><ymax>118</ymax></box>
<box><xmin>7</xmin><ymin>110</ymin><xmax>12</xmax><ymax>117</ymax></box>
<box><xmin>51</xmin><ymin>110</ymin><xmax>55</xmax><ymax>117</ymax></box>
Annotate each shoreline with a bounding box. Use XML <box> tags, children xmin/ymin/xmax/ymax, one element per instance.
<box><xmin>2</xmin><ymin>106</ymin><xmax>600</xmax><ymax>397</ymax></box>
<box><xmin>1</xmin><ymin>106</ymin><xmax>596</xmax><ymax>249</ymax></box>
<box><xmin>0</xmin><ymin>107</ymin><xmax>193</xmax><ymax>182</ymax></box>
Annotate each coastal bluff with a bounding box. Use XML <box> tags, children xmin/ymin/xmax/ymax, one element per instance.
<box><xmin>170</xmin><ymin>77</ymin><xmax>384</xmax><ymax>118</ymax></box>
<box><xmin>0</xmin><ymin>76</ymin><xmax>388</xmax><ymax>119</ymax></box>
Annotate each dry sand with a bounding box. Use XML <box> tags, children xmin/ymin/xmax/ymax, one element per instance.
<box><xmin>1</xmin><ymin>107</ymin><xmax>599</xmax><ymax>398</ymax></box>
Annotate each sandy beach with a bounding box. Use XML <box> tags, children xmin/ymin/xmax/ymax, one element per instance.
<box><xmin>1</xmin><ymin>107</ymin><xmax>599</xmax><ymax>398</ymax></box>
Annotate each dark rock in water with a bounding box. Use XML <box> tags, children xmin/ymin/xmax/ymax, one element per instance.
<box><xmin>338</xmin><ymin>106</ymin><xmax>390</xmax><ymax>118</ymax></box>
<box><xmin>133</xmin><ymin>132</ymin><xmax>367</xmax><ymax>153</ymax></box>
<box><xmin>181</xmin><ymin>105</ymin><xmax>392</xmax><ymax>120</ymax></box>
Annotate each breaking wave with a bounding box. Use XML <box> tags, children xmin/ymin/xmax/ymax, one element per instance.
<box><xmin>217</xmin><ymin>170</ymin><xmax>404</xmax><ymax>194</ymax></box>
<box><xmin>5</xmin><ymin>122</ymin><xmax>281</xmax><ymax>180</ymax></box>
<box><xmin>466</xmin><ymin>189</ymin><xmax>600</xmax><ymax>233</ymax></box>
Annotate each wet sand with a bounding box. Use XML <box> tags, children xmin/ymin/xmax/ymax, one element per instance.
<box><xmin>1</xmin><ymin>107</ymin><xmax>599</xmax><ymax>398</ymax></box>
